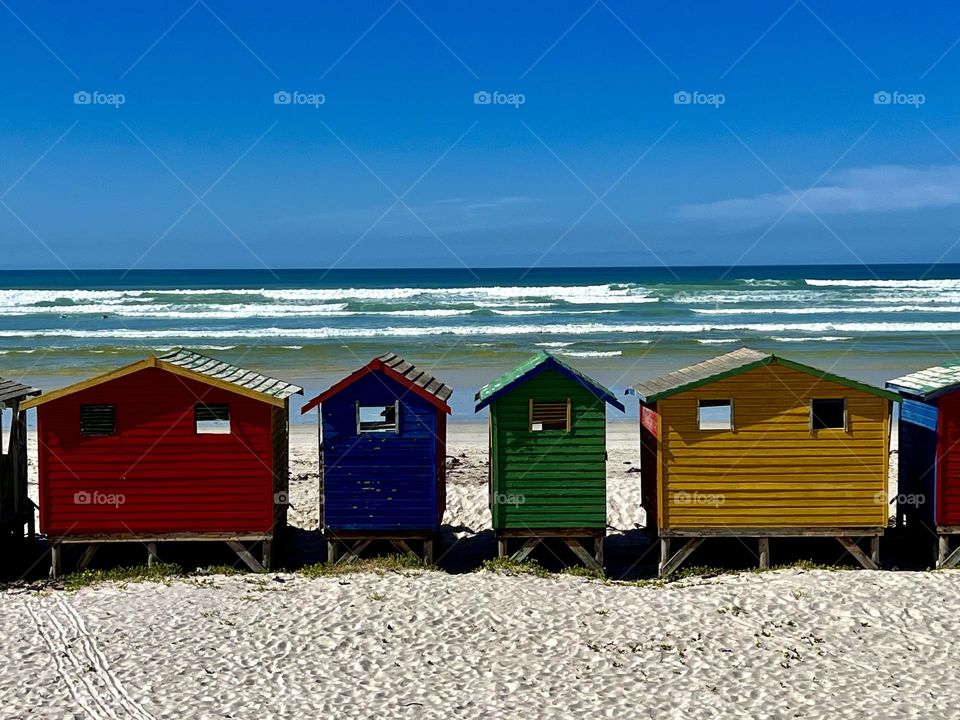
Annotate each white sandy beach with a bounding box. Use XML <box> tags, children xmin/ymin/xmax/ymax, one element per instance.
<box><xmin>6</xmin><ymin>423</ymin><xmax>946</xmax><ymax>720</ymax></box>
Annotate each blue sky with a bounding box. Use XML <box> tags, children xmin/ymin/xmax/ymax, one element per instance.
<box><xmin>2</xmin><ymin>1</ymin><xmax>960</xmax><ymax>269</ymax></box>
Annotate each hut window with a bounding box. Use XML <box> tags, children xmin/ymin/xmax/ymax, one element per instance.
<box><xmin>195</xmin><ymin>403</ymin><xmax>231</xmax><ymax>434</ymax></box>
<box><xmin>530</xmin><ymin>399</ymin><xmax>570</xmax><ymax>432</ymax></box>
<box><xmin>811</xmin><ymin>398</ymin><xmax>846</xmax><ymax>431</ymax></box>
<box><xmin>80</xmin><ymin>404</ymin><xmax>116</xmax><ymax>436</ymax></box>
<box><xmin>698</xmin><ymin>399</ymin><xmax>732</xmax><ymax>430</ymax></box>
<box><xmin>357</xmin><ymin>402</ymin><xmax>399</xmax><ymax>433</ymax></box>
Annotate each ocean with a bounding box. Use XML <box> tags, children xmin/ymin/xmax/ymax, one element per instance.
<box><xmin>1</xmin><ymin>264</ymin><xmax>958</xmax><ymax>421</ymax></box>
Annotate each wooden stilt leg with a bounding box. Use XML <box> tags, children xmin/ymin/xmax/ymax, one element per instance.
<box><xmin>836</xmin><ymin>537</ymin><xmax>878</xmax><ymax>570</ymax></box>
<box><xmin>594</xmin><ymin>535</ymin><xmax>604</xmax><ymax>571</ymax></box>
<box><xmin>660</xmin><ymin>538</ymin><xmax>703</xmax><ymax>577</ymax></box>
<box><xmin>939</xmin><ymin>540</ymin><xmax>960</xmax><ymax>569</ymax></box>
<box><xmin>758</xmin><ymin>537</ymin><xmax>770</xmax><ymax>570</ymax></box>
<box><xmin>225</xmin><ymin>541</ymin><xmax>265</xmax><ymax>572</ymax></box>
<box><xmin>50</xmin><ymin>542</ymin><xmax>61</xmax><ymax>580</ymax></box>
<box><xmin>565</xmin><ymin>539</ymin><xmax>602</xmax><ymax>572</ymax></box>
<box><xmin>423</xmin><ymin>539</ymin><xmax>435</xmax><ymax>565</ymax></box>
<box><xmin>261</xmin><ymin>540</ymin><xmax>272</xmax><ymax>571</ymax></box>
<box><xmin>870</xmin><ymin>536</ymin><xmax>881</xmax><ymax>567</ymax></box>
<box><xmin>939</xmin><ymin>535</ymin><xmax>949</xmax><ymax>567</ymax></box>
<box><xmin>327</xmin><ymin>539</ymin><xmax>338</xmax><ymax>564</ymax></box>
<box><xmin>392</xmin><ymin>540</ymin><xmax>420</xmax><ymax>561</ymax></box>
<box><xmin>497</xmin><ymin>537</ymin><xmax>508</xmax><ymax>558</ymax></box>
<box><xmin>146</xmin><ymin>542</ymin><xmax>159</xmax><ymax>567</ymax></box>
<box><xmin>511</xmin><ymin>538</ymin><xmax>540</xmax><ymax>562</ymax></box>
<box><xmin>77</xmin><ymin>545</ymin><xmax>98</xmax><ymax>571</ymax></box>
<box><xmin>659</xmin><ymin>538</ymin><xmax>671</xmax><ymax>576</ymax></box>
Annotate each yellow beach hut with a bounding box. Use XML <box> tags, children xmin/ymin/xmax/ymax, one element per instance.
<box><xmin>630</xmin><ymin>348</ymin><xmax>898</xmax><ymax>576</ymax></box>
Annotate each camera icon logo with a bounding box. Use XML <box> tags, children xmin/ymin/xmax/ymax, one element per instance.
<box><xmin>74</xmin><ymin>91</ymin><xmax>92</xmax><ymax>105</ymax></box>
<box><xmin>274</xmin><ymin>491</ymin><xmax>289</xmax><ymax>505</ymax></box>
<box><xmin>274</xmin><ymin>91</ymin><xmax>292</xmax><ymax>105</ymax></box>
<box><xmin>873</xmin><ymin>90</ymin><xmax>892</xmax><ymax>105</ymax></box>
<box><xmin>673</xmin><ymin>90</ymin><xmax>692</xmax><ymax>105</ymax></box>
<box><xmin>74</xmin><ymin>490</ymin><xmax>92</xmax><ymax>505</ymax></box>
<box><xmin>474</xmin><ymin>90</ymin><xmax>492</xmax><ymax>105</ymax></box>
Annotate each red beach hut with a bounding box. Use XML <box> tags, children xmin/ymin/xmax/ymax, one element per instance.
<box><xmin>21</xmin><ymin>348</ymin><xmax>302</xmax><ymax>577</ymax></box>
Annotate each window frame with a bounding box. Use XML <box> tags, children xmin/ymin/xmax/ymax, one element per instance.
<box><xmin>194</xmin><ymin>402</ymin><xmax>232</xmax><ymax>435</ymax></box>
<box><xmin>697</xmin><ymin>398</ymin><xmax>734</xmax><ymax>432</ymax></box>
<box><xmin>356</xmin><ymin>400</ymin><xmax>400</xmax><ymax>434</ymax></box>
<box><xmin>528</xmin><ymin>397</ymin><xmax>572</xmax><ymax>433</ymax></box>
<box><xmin>79</xmin><ymin>403</ymin><xmax>117</xmax><ymax>436</ymax></box>
<box><xmin>810</xmin><ymin>397</ymin><xmax>848</xmax><ymax>433</ymax></box>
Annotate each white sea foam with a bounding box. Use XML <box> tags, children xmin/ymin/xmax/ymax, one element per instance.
<box><xmin>692</xmin><ymin>305</ymin><xmax>960</xmax><ymax>315</ymax></box>
<box><xmin>8</xmin><ymin>320</ymin><xmax>960</xmax><ymax>340</ymax></box>
<box><xmin>805</xmin><ymin>278</ymin><xmax>960</xmax><ymax>289</ymax></box>
<box><xmin>769</xmin><ymin>336</ymin><xmax>852</xmax><ymax>342</ymax></box>
<box><xmin>556</xmin><ymin>350</ymin><xmax>623</xmax><ymax>358</ymax></box>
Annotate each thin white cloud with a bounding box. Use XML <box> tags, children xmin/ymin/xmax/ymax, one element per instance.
<box><xmin>675</xmin><ymin>164</ymin><xmax>960</xmax><ymax>224</ymax></box>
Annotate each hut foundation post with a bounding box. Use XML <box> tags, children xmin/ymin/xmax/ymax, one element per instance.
<box><xmin>327</xmin><ymin>539</ymin><xmax>339</xmax><ymax>564</ymax></box>
<box><xmin>497</xmin><ymin>537</ymin><xmax>508</xmax><ymax>559</ymax></box>
<box><xmin>836</xmin><ymin>537</ymin><xmax>879</xmax><ymax>570</ymax></box>
<box><xmin>423</xmin><ymin>539</ymin><xmax>435</xmax><ymax>565</ymax></box>
<box><xmin>758</xmin><ymin>537</ymin><xmax>770</xmax><ymax>570</ymax></box>
<box><xmin>938</xmin><ymin>535</ymin><xmax>960</xmax><ymax>569</ymax></box>
<box><xmin>593</xmin><ymin>535</ymin><xmax>604</xmax><ymax>571</ymax></box>
<box><xmin>50</xmin><ymin>542</ymin><xmax>62</xmax><ymax>580</ymax></box>
<box><xmin>659</xmin><ymin>538</ymin><xmax>670</xmax><ymax>576</ymax></box>
<box><xmin>870</xmin><ymin>536</ymin><xmax>881</xmax><ymax>567</ymax></box>
<box><xmin>77</xmin><ymin>545</ymin><xmax>98</xmax><ymax>571</ymax></box>
<box><xmin>146</xmin><ymin>542</ymin><xmax>159</xmax><ymax>567</ymax></box>
<box><xmin>659</xmin><ymin>537</ymin><xmax>703</xmax><ymax>577</ymax></box>
<box><xmin>261</xmin><ymin>540</ymin><xmax>272</xmax><ymax>571</ymax></box>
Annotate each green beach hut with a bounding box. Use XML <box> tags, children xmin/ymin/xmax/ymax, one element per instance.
<box><xmin>474</xmin><ymin>352</ymin><xmax>625</xmax><ymax>570</ymax></box>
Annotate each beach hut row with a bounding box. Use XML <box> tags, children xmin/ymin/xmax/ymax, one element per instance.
<box><xmin>6</xmin><ymin>346</ymin><xmax>957</xmax><ymax>577</ymax></box>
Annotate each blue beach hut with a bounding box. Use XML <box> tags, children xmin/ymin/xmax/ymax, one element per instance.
<box><xmin>301</xmin><ymin>354</ymin><xmax>452</xmax><ymax>563</ymax></box>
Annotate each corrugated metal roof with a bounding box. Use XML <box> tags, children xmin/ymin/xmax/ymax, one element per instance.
<box><xmin>632</xmin><ymin>347</ymin><xmax>899</xmax><ymax>403</ymax></box>
<box><xmin>377</xmin><ymin>352</ymin><xmax>453</xmax><ymax>404</ymax></box>
<box><xmin>475</xmin><ymin>351</ymin><xmax>624</xmax><ymax>411</ymax></box>
<box><xmin>632</xmin><ymin>348</ymin><xmax>769</xmax><ymax>402</ymax></box>
<box><xmin>887</xmin><ymin>359</ymin><xmax>960</xmax><ymax>399</ymax></box>
<box><xmin>0</xmin><ymin>377</ymin><xmax>40</xmax><ymax>405</ymax></box>
<box><xmin>158</xmin><ymin>348</ymin><xmax>303</xmax><ymax>401</ymax></box>
<box><xmin>301</xmin><ymin>353</ymin><xmax>453</xmax><ymax>414</ymax></box>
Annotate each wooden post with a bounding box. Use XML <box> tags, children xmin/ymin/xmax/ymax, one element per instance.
<box><xmin>50</xmin><ymin>542</ymin><xmax>61</xmax><ymax>580</ymax></box>
<box><xmin>758</xmin><ymin>537</ymin><xmax>770</xmax><ymax>570</ymax></box>
<box><xmin>77</xmin><ymin>544</ymin><xmax>98</xmax><ymax>571</ymax></box>
<box><xmin>594</xmin><ymin>535</ymin><xmax>604</xmax><ymax>571</ymax></box>
<box><xmin>939</xmin><ymin>535</ymin><xmax>949</xmax><ymax>567</ymax></box>
<box><xmin>327</xmin><ymin>539</ymin><xmax>338</xmax><ymax>564</ymax></box>
<box><xmin>659</xmin><ymin>538</ymin><xmax>670</xmax><ymax>576</ymax></box>
<box><xmin>261</xmin><ymin>540</ymin><xmax>272</xmax><ymax>571</ymax></box>
<box><xmin>870</xmin><ymin>536</ymin><xmax>881</xmax><ymax>567</ymax></box>
<box><xmin>423</xmin><ymin>538</ymin><xmax>435</xmax><ymax>565</ymax></box>
<box><xmin>497</xmin><ymin>537</ymin><xmax>508</xmax><ymax>558</ymax></box>
<box><xmin>146</xmin><ymin>542</ymin><xmax>159</xmax><ymax>567</ymax></box>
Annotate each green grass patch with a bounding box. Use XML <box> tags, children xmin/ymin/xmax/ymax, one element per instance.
<box><xmin>480</xmin><ymin>557</ymin><xmax>551</xmax><ymax>578</ymax></box>
<box><xmin>299</xmin><ymin>554</ymin><xmax>435</xmax><ymax>578</ymax></box>
<box><xmin>561</xmin><ymin>565</ymin><xmax>606</xmax><ymax>580</ymax></box>
<box><xmin>63</xmin><ymin>563</ymin><xmax>183</xmax><ymax>591</ymax></box>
